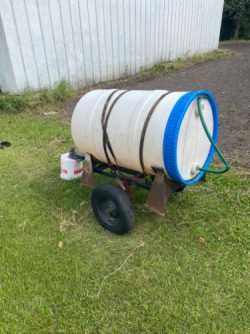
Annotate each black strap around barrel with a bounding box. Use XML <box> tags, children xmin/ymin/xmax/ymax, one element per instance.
<box><xmin>101</xmin><ymin>90</ymin><xmax>129</xmax><ymax>165</ymax></box>
<box><xmin>139</xmin><ymin>91</ymin><xmax>171</xmax><ymax>174</ymax></box>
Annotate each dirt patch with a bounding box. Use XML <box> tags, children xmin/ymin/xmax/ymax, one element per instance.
<box><xmin>63</xmin><ymin>42</ymin><xmax>250</xmax><ymax>168</ymax></box>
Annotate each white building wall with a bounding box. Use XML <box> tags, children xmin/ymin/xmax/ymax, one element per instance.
<box><xmin>0</xmin><ymin>0</ymin><xmax>224</xmax><ymax>93</ymax></box>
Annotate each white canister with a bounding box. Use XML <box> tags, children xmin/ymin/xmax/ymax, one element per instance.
<box><xmin>60</xmin><ymin>152</ymin><xmax>83</xmax><ymax>181</ymax></box>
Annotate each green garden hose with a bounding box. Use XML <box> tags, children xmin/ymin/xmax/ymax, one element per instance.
<box><xmin>197</xmin><ymin>97</ymin><xmax>231</xmax><ymax>174</ymax></box>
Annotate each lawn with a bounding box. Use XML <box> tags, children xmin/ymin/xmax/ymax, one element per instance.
<box><xmin>0</xmin><ymin>109</ymin><xmax>249</xmax><ymax>334</ymax></box>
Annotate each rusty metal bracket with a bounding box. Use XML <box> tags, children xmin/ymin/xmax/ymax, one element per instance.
<box><xmin>81</xmin><ymin>155</ymin><xmax>95</xmax><ymax>188</ymax></box>
<box><xmin>146</xmin><ymin>170</ymin><xmax>183</xmax><ymax>216</ymax></box>
<box><xmin>81</xmin><ymin>172</ymin><xmax>95</xmax><ymax>188</ymax></box>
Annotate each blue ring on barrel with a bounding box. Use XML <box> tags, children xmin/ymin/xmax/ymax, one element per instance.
<box><xmin>163</xmin><ymin>90</ymin><xmax>219</xmax><ymax>186</ymax></box>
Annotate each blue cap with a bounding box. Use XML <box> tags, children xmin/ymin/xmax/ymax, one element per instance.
<box><xmin>163</xmin><ymin>90</ymin><xmax>219</xmax><ymax>186</ymax></box>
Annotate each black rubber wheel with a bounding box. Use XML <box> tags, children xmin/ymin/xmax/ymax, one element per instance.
<box><xmin>91</xmin><ymin>184</ymin><xmax>134</xmax><ymax>235</ymax></box>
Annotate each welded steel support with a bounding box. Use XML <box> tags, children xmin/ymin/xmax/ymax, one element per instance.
<box><xmin>146</xmin><ymin>170</ymin><xmax>183</xmax><ymax>216</ymax></box>
<box><xmin>81</xmin><ymin>158</ymin><xmax>95</xmax><ymax>188</ymax></box>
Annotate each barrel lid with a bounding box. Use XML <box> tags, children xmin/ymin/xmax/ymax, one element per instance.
<box><xmin>163</xmin><ymin>90</ymin><xmax>219</xmax><ymax>185</ymax></box>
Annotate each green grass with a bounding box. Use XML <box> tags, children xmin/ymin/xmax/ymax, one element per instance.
<box><xmin>136</xmin><ymin>49</ymin><xmax>234</xmax><ymax>78</ymax></box>
<box><xmin>0</xmin><ymin>81</ymin><xmax>75</xmax><ymax>113</ymax></box>
<box><xmin>0</xmin><ymin>110</ymin><xmax>249</xmax><ymax>334</ymax></box>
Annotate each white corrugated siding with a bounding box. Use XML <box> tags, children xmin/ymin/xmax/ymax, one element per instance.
<box><xmin>0</xmin><ymin>0</ymin><xmax>224</xmax><ymax>92</ymax></box>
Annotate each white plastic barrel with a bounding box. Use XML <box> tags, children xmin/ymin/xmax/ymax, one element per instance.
<box><xmin>71</xmin><ymin>89</ymin><xmax>219</xmax><ymax>185</ymax></box>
